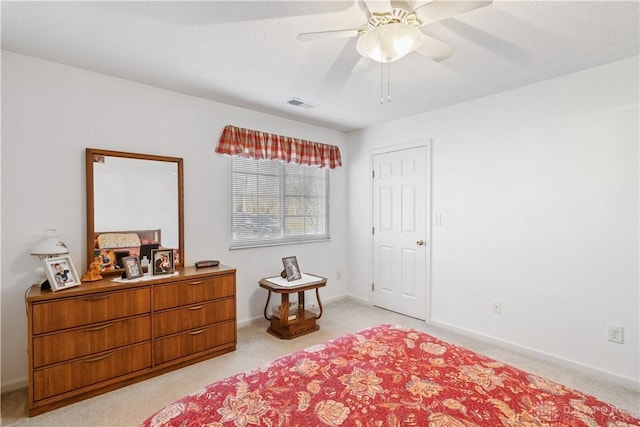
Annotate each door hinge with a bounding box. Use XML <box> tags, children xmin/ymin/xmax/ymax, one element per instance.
<box><xmin>372</xmin><ymin>170</ymin><xmax>375</xmax><ymax>178</ymax></box>
<box><xmin>372</xmin><ymin>283</ymin><xmax>375</xmax><ymax>292</ymax></box>
<box><xmin>372</xmin><ymin>227</ymin><xmax>375</xmax><ymax>235</ymax></box>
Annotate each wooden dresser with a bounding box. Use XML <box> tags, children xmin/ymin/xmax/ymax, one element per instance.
<box><xmin>25</xmin><ymin>265</ymin><xmax>236</xmax><ymax>416</ymax></box>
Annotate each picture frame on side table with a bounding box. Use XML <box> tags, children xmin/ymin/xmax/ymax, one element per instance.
<box><xmin>44</xmin><ymin>255</ymin><xmax>81</xmax><ymax>291</ymax></box>
<box><xmin>152</xmin><ymin>249</ymin><xmax>174</xmax><ymax>275</ymax></box>
<box><xmin>282</xmin><ymin>256</ymin><xmax>302</xmax><ymax>281</ymax></box>
<box><xmin>122</xmin><ymin>256</ymin><xmax>143</xmax><ymax>279</ymax></box>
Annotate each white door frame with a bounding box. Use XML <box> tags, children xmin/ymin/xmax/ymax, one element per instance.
<box><xmin>369</xmin><ymin>140</ymin><xmax>432</xmax><ymax>322</ymax></box>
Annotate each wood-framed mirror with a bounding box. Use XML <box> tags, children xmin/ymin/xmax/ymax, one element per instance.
<box><xmin>86</xmin><ymin>148</ymin><xmax>184</xmax><ymax>276</ymax></box>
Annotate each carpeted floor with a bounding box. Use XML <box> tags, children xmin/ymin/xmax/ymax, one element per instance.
<box><xmin>2</xmin><ymin>298</ymin><xmax>638</xmax><ymax>426</ymax></box>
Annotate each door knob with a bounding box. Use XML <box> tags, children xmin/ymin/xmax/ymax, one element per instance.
<box><xmin>416</xmin><ymin>240</ymin><xmax>425</xmax><ymax>246</ymax></box>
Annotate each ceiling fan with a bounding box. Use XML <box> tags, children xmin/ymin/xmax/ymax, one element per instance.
<box><xmin>297</xmin><ymin>0</ymin><xmax>493</xmax><ymax>64</ymax></box>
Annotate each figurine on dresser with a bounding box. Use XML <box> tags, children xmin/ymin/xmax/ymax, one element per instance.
<box><xmin>81</xmin><ymin>257</ymin><xmax>103</xmax><ymax>282</ymax></box>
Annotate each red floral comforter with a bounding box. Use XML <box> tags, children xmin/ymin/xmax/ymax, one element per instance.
<box><xmin>141</xmin><ymin>324</ymin><xmax>639</xmax><ymax>426</ymax></box>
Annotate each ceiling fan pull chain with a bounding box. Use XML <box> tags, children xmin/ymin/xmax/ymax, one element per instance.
<box><xmin>387</xmin><ymin>63</ymin><xmax>391</xmax><ymax>103</ymax></box>
<box><xmin>380</xmin><ymin>62</ymin><xmax>384</xmax><ymax>104</ymax></box>
<box><xmin>380</xmin><ymin>63</ymin><xmax>392</xmax><ymax>104</ymax></box>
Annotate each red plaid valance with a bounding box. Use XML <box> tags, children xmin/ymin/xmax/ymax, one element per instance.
<box><xmin>216</xmin><ymin>125</ymin><xmax>342</xmax><ymax>169</ymax></box>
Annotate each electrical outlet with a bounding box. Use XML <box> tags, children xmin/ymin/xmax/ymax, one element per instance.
<box><xmin>491</xmin><ymin>300</ymin><xmax>502</xmax><ymax>314</ymax></box>
<box><xmin>608</xmin><ymin>325</ymin><xmax>624</xmax><ymax>344</ymax></box>
<box><xmin>336</xmin><ymin>271</ymin><xmax>341</xmax><ymax>280</ymax></box>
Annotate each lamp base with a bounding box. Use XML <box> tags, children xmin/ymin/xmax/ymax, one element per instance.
<box><xmin>40</xmin><ymin>280</ymin><xmax>51</xmax><ymax>291</ymax></box>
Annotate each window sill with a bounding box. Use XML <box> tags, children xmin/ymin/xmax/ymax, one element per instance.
<box><xmin>229</xmin><ymin>237</ymin><xmax>331</xmax><ymax>250</ymax></box>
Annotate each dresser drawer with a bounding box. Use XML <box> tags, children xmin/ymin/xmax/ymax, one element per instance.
<box><xmin>154</xmin><ymin>298</ymin><xmax>235</xmax><ymax>337</ymax></box>
<box><xmin>32</xmin><ymin>288</ymin><xmax>151</xmax><ymax>334</ymax></box>
<box><xmin>154</xmin><ymin>274</ymin><xmax>235</xmax><ymax>311</ymax></box>
<box><xmin>32</xmin><ymin>315</ymin><xmax>151</xmax><ymax>368</ymax></box>
<box><xmin>154</xmin><ymin>320</ymin><xmax>235</xmax><ymax>365</ymax></box>
<box><xmin>33</xmin><ymin>342</ymin><xmax>151</xmax><ymax>402</ymax></box>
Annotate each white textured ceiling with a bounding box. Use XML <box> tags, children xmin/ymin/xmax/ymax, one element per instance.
<box><xmin>2</xmin><ymin>1</ymin><xmax>638</xmax><ymax>132</ymax></box>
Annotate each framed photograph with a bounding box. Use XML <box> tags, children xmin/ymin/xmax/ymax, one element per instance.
<box><xmin>152</xmin><ymin>249</ymin><xmax>174</xmax><ymax>275</ymax></box>
<box><xmin>282</xmin><ymin>256</ymin><xmax>302</xmax><ymax>281</ymax></box>
<box><xmin>122</xmin><ymin>256</ymin><xmax>143</xmax><ymax>279</ymax></box>
<box><xmin>44</xmin><ymin>255</ymin><xmax>81</xmax><ymax>291</ymax></box>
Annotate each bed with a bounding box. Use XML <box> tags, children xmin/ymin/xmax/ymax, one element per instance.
<box><xmin>140</xmin><ymin>324</ymin><xmax>639</xmax><ymax>426</ymax></box>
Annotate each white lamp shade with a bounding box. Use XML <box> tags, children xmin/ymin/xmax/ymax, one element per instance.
<box><xmin>31</xmin><ymin>235</ymin><xmax>69</xmax><ymax>256</ymax></box>
<box><xmin>356</xmin><ymin>23</ymin><xmax>423</xmax><ymax>63</ymax></box>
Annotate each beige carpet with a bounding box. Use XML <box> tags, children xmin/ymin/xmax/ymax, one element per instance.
<box><xmin>2</xmin><ymin>298</ymin><xmax>638</xmax><ymax>426</ymax></box>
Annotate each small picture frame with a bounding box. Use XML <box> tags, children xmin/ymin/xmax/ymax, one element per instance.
<box><xmin>44</xmin><ymin>255</ymin><xmax>81</xmax><ymax>291</ymax></box>
<box><xmin>282</xmin><ymin>256</ymin><xmax>302</xmax><ymax>281</ymax></box>
<box><xmin>122</xmin><ymin>256</ymin><xmax>143</xmax><ymax>279</ymax></box>
<box><xmin>152</xmin><ymin>249</ymin><xmax>174</xmax><ymax>275</ymax></box>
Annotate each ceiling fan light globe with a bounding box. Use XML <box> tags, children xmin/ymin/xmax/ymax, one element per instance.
<box><xmin>356</xmin><ymin>23</ymin><xmax>422</xmax><ymax>63</ymax></box>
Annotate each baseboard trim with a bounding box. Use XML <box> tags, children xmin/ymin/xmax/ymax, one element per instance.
<box><xmin>344</xmin><ymin>294</ymin><xmax>369</xmax><ymax>305</ymax></box>
<box><xmin>1</xmin><ymin>377</ymin><xmax>27</xmax><ymax>394</ymax></box>
<box><xmin>430</xmin><ymin>319</ymin><xmax>639</xmax><ymax>392</ymax></box>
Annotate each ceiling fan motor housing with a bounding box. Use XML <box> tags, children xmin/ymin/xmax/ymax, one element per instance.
<box><xmin>367</xmin><ymin>8</ymin><xmax>420</xmax><ymax>29</ymax></box>
<box><xmin>358</xmin><ymin>8</ymin><xmax>423</xmax><ymax>63</ymax></box>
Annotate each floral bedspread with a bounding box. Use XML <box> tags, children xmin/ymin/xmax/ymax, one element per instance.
<box><xmin>141</xmin><ymin>324</ymin><xmax>639</xmax><ymax>426</ymax></box>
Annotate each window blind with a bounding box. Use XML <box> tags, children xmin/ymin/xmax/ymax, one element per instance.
<box><xmin>229</xmin><ymin>156</ymin><xmax>329</xmax><ymax>248</ymax></box>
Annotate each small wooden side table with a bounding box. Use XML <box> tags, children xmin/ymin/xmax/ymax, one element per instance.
<box><xmin>259</xmin><ymin>274</ymin><xmax>327</xmax><ymax>339</ymax></box>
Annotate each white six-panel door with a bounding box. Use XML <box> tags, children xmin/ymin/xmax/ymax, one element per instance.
<box><xmin>372</xmin><ymin>145</ymin><xmax>429</xmax><ymax>320</ymax></box>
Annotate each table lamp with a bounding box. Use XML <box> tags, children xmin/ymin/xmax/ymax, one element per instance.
<box><xmin>31</xmin><ymin>229</ymin><xmax>69</xmax><ymax>290</ymax></box>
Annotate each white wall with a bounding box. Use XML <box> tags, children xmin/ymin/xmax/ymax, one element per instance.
<box><xmin>0</xmin><ymin>51</ymin><xmax>349</xmax><ymax>391</ymax></box>
<box><xmin>347</xmin><ymin>57</ymin><xmax>639</xmax><ymax>387</ymax></box>
<box><xmin>3</xmin><ymin>49</ymin><xmax>638</xmax><ymax>393</ymax></box>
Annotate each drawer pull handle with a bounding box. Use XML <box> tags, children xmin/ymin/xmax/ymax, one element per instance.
<box><xmin>82</xmin><ymin>294</ymin><xmax>111</xmax><ymax>302</ymax></box>
<box><xmin>187</xmin><ymin>305</ymin><xmax>205</xmax><ymax>311</ymax></box>
<box><xmin>188</xmin><ymin>328</ymin><xmax>207</xmax><ymax>335</ymax></box>
<box><xmin>83</xmin><ymin>323</ymin><xmax>114</xmax><ymax>332</ymax></box>
<box><xmin>83</xmin><ymin>352</ymin><xmax>114</xmax><ymax>363</ymax></box>
<box><xmin>188</xmin><ymin>281</ymin><xmax>205</xmax><ymax>286</ymax></box>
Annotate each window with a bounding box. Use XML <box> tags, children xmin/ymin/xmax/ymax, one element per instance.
<box><xmin>230</xmin><ymin>157</ymin><xmax>330</xmax><ymax>248</ymax></box>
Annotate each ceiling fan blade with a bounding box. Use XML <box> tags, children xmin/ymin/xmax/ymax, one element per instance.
<box><xmin>413</xmin><ymin>0</ymin><xmax>492</xmax><ymax>27</ymax></box>
<box><xmin>320</xmin><ymin>39</ymin><xmax>363</xmax><ymax>94</ymax></box>
<box><xmin>361</xmin><ymin>0</ymin><xmax>392</xmax><ymax>15</ymax></box>
<box><xmin>413</xmin><ymin>34</ymin><xmax>454</xmax><ymax>62</ymax></box>
<box><xmin>358</xmin><ymin>0</ymin><xmax>372</xmax><ymax>18</ymax></box>
<box><xmin>297</xmin><ymin>29</ymin><xmax>360</xmax><ymax>42</ymax></box>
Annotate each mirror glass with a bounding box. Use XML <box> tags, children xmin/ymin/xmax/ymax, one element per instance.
<box><xmin>86</xmin><ymin>149</ymin><xmax>184</xmax><ymax>275</ymax></box>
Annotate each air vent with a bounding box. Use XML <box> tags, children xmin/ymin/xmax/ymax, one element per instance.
<box><xmin>286</xmin><ymin>98</ymin><xmax>315</xmax><ymax>109</ymax></box>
